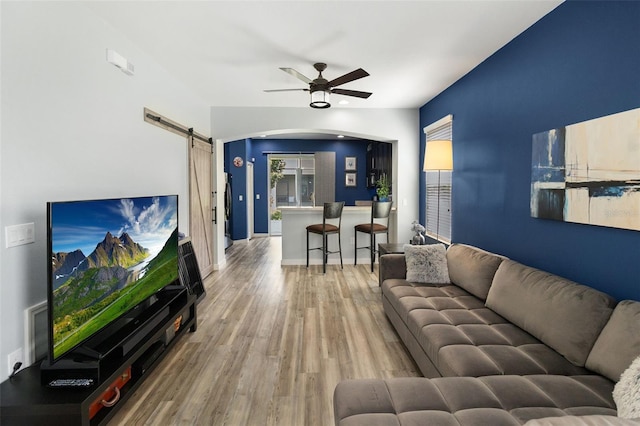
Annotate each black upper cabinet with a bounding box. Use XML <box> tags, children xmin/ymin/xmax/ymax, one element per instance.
<box><xmin>366</xmin><ymin>142</ymin><xmax>392</xmax><ymax>189</ymax></box>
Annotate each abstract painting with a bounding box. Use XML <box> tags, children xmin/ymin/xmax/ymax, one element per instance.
<box><xmin>531</xmin><ymin>108</ymin><xmax>640</xmax><ymax>231</ymax></box>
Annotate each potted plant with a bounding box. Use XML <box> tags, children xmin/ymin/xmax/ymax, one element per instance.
<box><xmin>376</xmin><ymin>174</ymin><xmax>391</xmax><ymax>201</ymax></box>
<box><xmin>271</xmin><ymin>210</ymin><xmax>282</xmax><ymax>220</ymax></box>
<box><xmin>270</xmin><ymin>209</ymin><xmax>282</xmax><ymax>234</ymax></box>
<box><xmin>270</xmin><ymin>159</ymin><xmax>286</xmax><ymax>235</ymax></box>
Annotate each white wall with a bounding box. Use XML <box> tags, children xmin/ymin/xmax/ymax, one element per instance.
<box><xmin>210</xmin><ymin>106</ymin><xmax>420</xmax><ymax>267</ymax></box>
<box><xmin>0</xmin><ymin>2</ymin><xmax>210</xmax><ymax>380</ymax></box>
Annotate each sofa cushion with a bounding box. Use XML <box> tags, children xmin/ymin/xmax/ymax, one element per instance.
<box><xmin>404</xmin><ymin>243</ymin><xmax>450</xmax><ymax>284</ymax></box>
<box><xmin>586</xmin><ymin>300</ymin><xmax>640</xmax><ymax>382</ymax></box>
<box><xmin>446</xmin><ymin>243</ymin><xmax>506</xmax><ymax>301</ymax></box>
<box><xmin>412</xmin><ymin>318</ymin><xmax>590</xmax><ymax>377</ymax></box>
<box><xmin>435</xmin><ymin>342</ymin><xmax>590</xmax><ymax>378</ymax></box>
<box><xmin>486</xmin><ymin>260</ymin><xmax>616</xmax><ymax>367</ymax></box>
<box><xmin>383</xmin><ymin>278</ymin><xmax>590</xmax><ymax>377</ymax></box>
<box><xmin>379</xmin><ymin>253</ymin><xmax>406</xmax><ymax>287</ymax></box>
<box><xmin>382</xmin><ymin>279</ymin><xmax>472</xmax><ymax>323</ymax></box>
<box><xmin>334</xmin><ymin>375</ymin><xmax>616</xmax><ymax>426</ymax></box>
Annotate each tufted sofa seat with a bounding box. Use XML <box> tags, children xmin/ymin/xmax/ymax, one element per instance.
<box><xmin>382</xmin><ymin>278</ymin><xmax>595</xmax><ymax>378</ymax></box>
<box><xmin>334</xmin><ymin>375</ymin><xmax>617</xmax><ymax>426</ymax></box>
<box><xmin>334</xmin><ymin>243</ymin><xmax>640</xmax><ymax>425</ymax></box>
<box><xmin>380</xmin><ymin>244</ymin><xmax>616</xmax><ymax>378</ymax></box>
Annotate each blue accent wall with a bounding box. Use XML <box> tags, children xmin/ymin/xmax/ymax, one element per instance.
<box><xmin>419</xmin><ymin>1</ymin><xmax>640</xmax><ymax>301</ymax></box>
<box><xmin>224</xmin><ymin>138</ymin><xmax>375</xmax><ymax>237</ymax></box>
<box><xmin>225</xmin><ymin>139</ymin><xmax>248</xmax><ymax>240</ymax></box>
<box><xmin>249</xmin><ymin>139</ymin><xmax>374</xmax><ymax>234</ymax></box>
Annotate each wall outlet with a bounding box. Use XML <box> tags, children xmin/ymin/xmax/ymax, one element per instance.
<box><xmin>7</xmin><ymin>347</ymin><xmax>23</xmax><ymax>376</ymax></box>
<box><xmin>350</xmin><ymin>237</ymin><xmax>355</xmax><ymax>245</ymax></box>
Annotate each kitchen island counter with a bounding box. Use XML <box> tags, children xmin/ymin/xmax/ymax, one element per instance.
<box><xmin>280</xmin><ymin>205</ymin><xmax>396</xmax><ymax>266</ymax></box>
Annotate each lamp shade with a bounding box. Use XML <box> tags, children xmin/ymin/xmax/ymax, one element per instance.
<box><xmin>423</xmin><ymin>139</ymin><xmax>453</xmax><ymax>171</ymax></box>
<box><xmin>310</xmin><ymin>90</ymin><xmax>330</xmax><ymax>109</ymax></box>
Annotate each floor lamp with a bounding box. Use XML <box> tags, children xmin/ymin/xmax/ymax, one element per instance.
<box><xmin>423</xmin><ymin>140</ymin><xmax>453</xmax><ymax>240</ymax></box>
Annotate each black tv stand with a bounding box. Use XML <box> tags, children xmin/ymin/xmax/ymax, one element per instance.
<box><xmin>0</xmin><ymin>286</ymin><xmax>197</xmax><ymax>425</ymax></box>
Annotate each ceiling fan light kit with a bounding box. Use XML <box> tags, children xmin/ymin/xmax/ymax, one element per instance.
<box><xmin>266</xmin><ymin>62</ymin><xmax>372</xmax><ymax>109</ymax></box>
<box><xmin>310</xmin><ymin>90</ymin><xmax>330</xmax><ymax>109</ymax></box>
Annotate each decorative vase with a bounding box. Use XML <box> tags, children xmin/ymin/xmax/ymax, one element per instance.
<box><xmin>411</xmin><ymin>233</ymin><xmax>425</xmax><ymax>245</ymax></box>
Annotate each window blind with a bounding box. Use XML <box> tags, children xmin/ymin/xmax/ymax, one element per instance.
<box><xmin>424</xmin><ymin>115</ymin><xmax>453</xmax><ymax>243</ymax></box>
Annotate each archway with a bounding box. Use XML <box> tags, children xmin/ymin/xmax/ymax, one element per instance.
<box><xmin>214</xmin><ymin>128</ymin><xmax>399</xmax><ymax>268</ymax></box>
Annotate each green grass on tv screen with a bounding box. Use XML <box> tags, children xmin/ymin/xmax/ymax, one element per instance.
<box><xmin>52</xmin><ymin>251</ymin><xmax>178</xmax><ymax>359</ymax></box>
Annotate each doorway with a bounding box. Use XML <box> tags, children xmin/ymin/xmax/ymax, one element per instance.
<box><xmin>268</xmin><ymin>154</ymin><xmax>315</xmax><ymax>236</ymax></box>
<box><xmin>247</xmin><ymin>162</ymin><xmax>254</xmax><ymax>240</ymax></box>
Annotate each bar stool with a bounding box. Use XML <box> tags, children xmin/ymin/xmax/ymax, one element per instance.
<box><xmin>354</xmin><ymin>201</ymin><xmax>393</xmax><ymax>272</ymax></box>
<box><xmin>306</xmin><ymin>201</ymin><xmax>345</xmax><ymax>274</ymax></box>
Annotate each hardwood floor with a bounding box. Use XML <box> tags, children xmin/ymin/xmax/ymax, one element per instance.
<box><xmin>109</xmin><ymin>237</ymin><xmax>419</xmax><ymax>425</ymax></box>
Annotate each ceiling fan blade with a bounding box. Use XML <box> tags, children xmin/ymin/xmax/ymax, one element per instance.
<box><xmin>280</xmin><ymin>67</ymin><xmax>312</xmax><ymax>84</ymax></box>
<box><xmin>264</xmin><ymin>88</ymin><xmax>309</xmax><ymax>93</ymax></box>
<box><xmin>331</xmin><ymin>88</ymin><xmax>372</xmax><ymax>99</ymax></box>
<box><xmin>328</xmin><ymin>68</ymin><xmax>369</xmax><ymax>88</ymax></box>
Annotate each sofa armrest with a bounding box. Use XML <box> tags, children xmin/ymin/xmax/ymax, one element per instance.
<box><xmin>379</xmin><ymin>254</ymin><xmax>406</xmax><ymax>286</ymax></box>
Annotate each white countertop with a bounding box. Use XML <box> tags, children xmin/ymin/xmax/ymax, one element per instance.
<box><xmin>280</xmin><ymin>205</ymin><xmax>395</xmax><ymax>213</ymax></box>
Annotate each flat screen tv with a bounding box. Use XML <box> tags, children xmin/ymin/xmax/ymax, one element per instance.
<box><xmin>46</xmin><ymin>195</ymin><xmax>179</xmax><ymax>364</ymax></box>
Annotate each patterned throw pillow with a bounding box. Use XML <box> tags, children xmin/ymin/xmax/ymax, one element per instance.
<box><xmin>613</xmin><ymin>354</ymin><xmax>640</xmax><ymax>419</ymax></box>
<box><xmin>404</xmin><ymin>243</ymin><xmax>450</xmax><ymax>284</ymax></box>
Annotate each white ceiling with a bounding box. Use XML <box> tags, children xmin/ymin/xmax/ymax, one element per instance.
<box><xmin>86</xmin><ymin>1</ymin><xmax>562</xmax><ymax>110</ymax></box>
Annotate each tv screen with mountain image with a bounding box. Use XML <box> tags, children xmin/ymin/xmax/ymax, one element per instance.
<box><xmin>48</xmin><ymin>195</ymin><xmax>179</xmax><ymax>362</ymax></box>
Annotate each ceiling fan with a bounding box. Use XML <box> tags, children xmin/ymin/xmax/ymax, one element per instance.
<box><xmin>264</xmin><ymin>62</ymin><xmax>372</xmax><ymax>109</ymax></box>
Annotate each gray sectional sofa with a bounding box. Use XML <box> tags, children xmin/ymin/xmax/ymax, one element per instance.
<box><xmin>334</xmin><ymin>244</ymin><xmax>640</xmax><ymax>425</ymax></box>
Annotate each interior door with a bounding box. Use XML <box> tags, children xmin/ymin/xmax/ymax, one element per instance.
<box><xmin>189</xmin><ymin>137</ymin><xmax>214</xmax><ymax>278</ymax></box>
<box><xmin>246</xmin><ymin>162</ymin><xmax>254</xmax><ymax>240</ymax></box>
